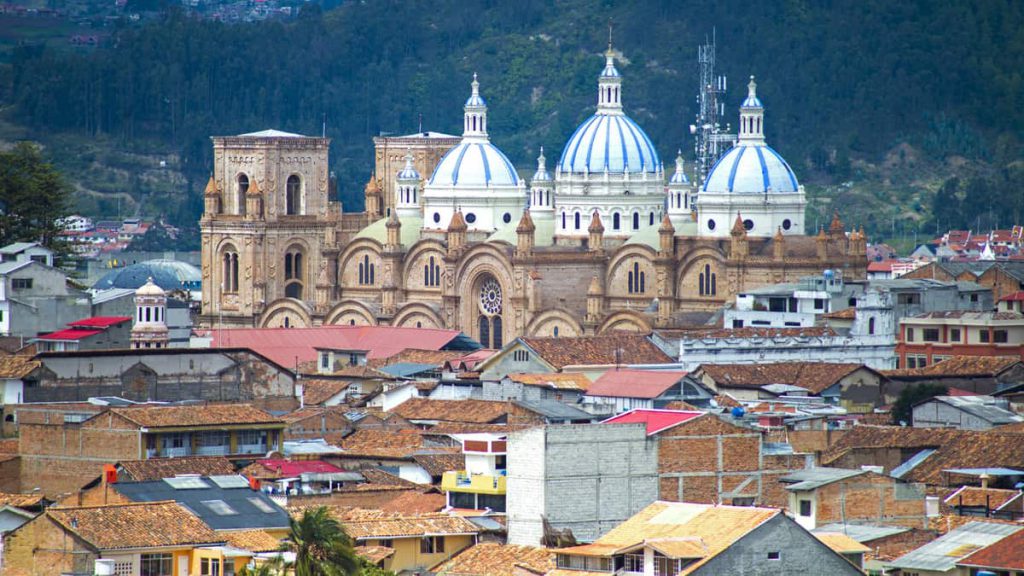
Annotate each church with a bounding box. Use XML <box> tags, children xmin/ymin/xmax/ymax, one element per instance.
<box><xmin>199</xmin><ymin>45</ymin><xmax>866</xmax><ymax>347</ymax></box>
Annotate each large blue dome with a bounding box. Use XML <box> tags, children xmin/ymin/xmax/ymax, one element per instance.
<box><xmin>558</xmin><ymin>113</ymin><xmax>660</xmax><ymax>174</ymax></box>
<box><xmin>702</xmin><ymin>144</ymin><xmax>799</xmax><ymax>194</ymax></box>
<box><xmin>93</xmin><ymin>259</ymin><xmax>201</xmax><ymax>291</ymax></box>
<box><xmin>428</xmin><ymin>141</ymin><xmax>520</xmax><ymax>187</ymax></box>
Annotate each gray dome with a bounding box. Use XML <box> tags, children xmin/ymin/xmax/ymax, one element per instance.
<box><xmin>93</xmin><ymin>259</ymin><xmax>201</xmax><ymax>291</ymax></box>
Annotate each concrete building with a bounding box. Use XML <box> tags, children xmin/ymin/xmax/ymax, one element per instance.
<box><xmin>506</xmin><ymin>423</ymin><xmax>658</xmax><ymax>545</ymax></box>
<box><xmin>897</xmin><ymin>310</ymin><xmax>1024</xmax><ymax>368</ymax></box>
<box><xmin>0</xmin><ymin>259</ymin><xmax>90</xmax><ymax>338</ymax></box>
<box><xmin>581</xmin><ymin>369</ymin><xmax>710</xmax><ymax>415</ymax></box>
<box><xmin>34</xmin><ymin>316</ymin><xmax>132</xmax><ymax>353</ymax></box>
<box><xmin>912</xmin><ymin>395</ymin><xmax>1023</xmax><ymax>430</ymax></box>
<box><xmin>440</xmin><ymin>432</ymin><xmax>508</xmax><ymax>512</ymax></box>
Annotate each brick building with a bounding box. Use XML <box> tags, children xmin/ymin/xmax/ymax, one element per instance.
<box><xmin>902</xmin><ymin>261</ymin><xmax>1024</xmax><ymax>303</ymax></box>
<box><xmin>780</xmin><ymin>467</ymin><xmax>927</xmax><ymax>530</ymax></box>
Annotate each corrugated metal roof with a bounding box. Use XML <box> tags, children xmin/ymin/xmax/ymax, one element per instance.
<box><xmin>886</xmin><ymin>521</ymin><xmax>1023</xmax><ymax>572</ymax></box>
<box><xmin>602</xmin><ymin>409</ymin><xmax>704</xmax><ymax>435</ymax></box>
<box><xmin>891</xmin><ymin>448</ymin><xmax>937</xmax><ymax>479</ymax></box>
<box><xmin>780</xmin><ymin>467</ymin><xmax>866</xmax><ymax>491</ymax></box>
<box><xmin>814</xmin><ymin>523</ymin><xmax>910</xmax><ymax>543</ymax></box>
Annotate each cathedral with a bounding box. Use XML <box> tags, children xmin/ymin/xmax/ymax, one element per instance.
<box><xmin>199</xmin><ymin>46</ymin><xmax>867</xmax><ymax>346</ymax></box>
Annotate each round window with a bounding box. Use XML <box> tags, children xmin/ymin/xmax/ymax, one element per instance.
<box><xmin>744</xmin><ymin>219</ymin><xmax>754</xmax><ymax>231</ymax></box>
<box><xmin>465</xmin><ymin>213</ymin><xmax>477</xmax><ymax>224</ymax></box>
<box><xmin>782</xmin><ymin>219</ymin><xmax>792</xmax><ymax>230</ymax></box>
<box><xmin>707</xmin><ymin>219</ymin><xmax>716</xmax><ymax>231</ymax></box>
<box><xmin>503</xmin><ymin>212</ymin><xmax>512</xmax><ymax>224</ymax></box>
<box><xmin>433</xmin><ymin>212</ymin><xmax>441</xmax><ymax>224</ymax></box>
<box><xmin>479</xmin><ymin>278</ymin><xmax>502</xmax><ymax>316</ymax></box>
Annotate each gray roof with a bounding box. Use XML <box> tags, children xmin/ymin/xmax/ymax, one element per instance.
<box><xmin>814</xmin><ymin>523</ymin><xmax>910</xmax><ymax>543</ymax></box>
<box><xmin>891</xmin><ymin>448</ymin><xmax>937</xmax><ymax>479</ymax></box>
<box><xmin>886</xmin><ymin>521</ymin><xmax>1023</xmax><ymax>572</ymax></box>
<box><xmin>920</xmin><ymin>396</ymin><xmax>1024</xmax><ymax>425</ymax></box>
<box><xmin>283</xmin><ymin>439</ymin><xmax>345</xmax><ymax>456</ymax></box>
<box><xmin>513</xmin><ymin>399</ymin><xmax>595</xmax><ymax>422</ymax></box>
<box><xmin>378</xmin><ymin>363</ymin><xmax>439</xmax><ymax>378</ymax></box>
<box><xmin>0</xmin><ymin>261</ymin><xmax>31</xmax><ymax>275</ymax></box>
<box><xmin>113</xmin><ymin>475</ymin><xmax>290</xmax><ymax>531</ymax></box>
<box><xmin>780</xmin><ymin>467</ymin><xmax>866</xmax><ymax>491</ymax></box>
<box><xmin>0</xmin><ymin>242</ymin><xmax>40</xmax><ymax>254</ymax></box>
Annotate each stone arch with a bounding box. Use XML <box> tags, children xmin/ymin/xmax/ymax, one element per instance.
<box><xmin>607</xmin><ymin>245</ymin><xmax>657</xmax><ymax>298</ymax></box>
<box><xmin>393</xmin><ymin>302</ymin><xmax>444</xmax><ymax>329</ymax></box>
<box><xmin>404</xmin><ymin>240</ymin><xmax>447</xmax><ymax>292</ymax></box>
<box><xmin>598</xmin><ymin>310</ymin><xmax>652</xmax><ymax>334</ymax></box>
<box><xmin>525</xmin><ymin>309</ymin><xmax>583</xmax><ymax>338</ymax></box>
<box><xmin>677</xmin><ymin>248</ymin><xmax>727</xmax><ymax>301</ymax></box>
<box><xmin>324</xmin><ymin>299</ymin><xmax>377</xmax><ymax>327</ymax></box>
<box><xmin>259</xmin><ymin>298</ymin><xmax>313</xmax><ymax>328</ymax></box>
<box><xmin>339</xmin><ymin>239</ymin><xmax>383</xmax><ymax>289</ymax></box>
<box><xmin>454</xmin><ymin>245</ymin><xmax>515</xmax><ymax>349</ymax></box>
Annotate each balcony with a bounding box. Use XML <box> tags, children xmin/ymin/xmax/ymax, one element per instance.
<box><xmin>441</xmin><ymin>470</ymin><xmax>507</xmax><ymax>495</ymax></box>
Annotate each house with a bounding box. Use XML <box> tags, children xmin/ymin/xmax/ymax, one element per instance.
<box><xmin>690</xmin><ymin>362</ymin><xmax>886</xmax><ymax>412</ymax></box>
<box><xmin>0</xmin><ymin>242</ymin><xmax>54</xmax><ymax>267</ymax></box>
<box><xmin>0</xmin><ymin>252</ymin><xmax>91</xmax><ymax>338</ymax></box>
<box><xmin>957</xmin><ymin>525</ymin><xmax>1024</xmax><ymax>574</ymax></box>
<box><xmin>483</xmin><ymin>373</ymin><xmax>591</xmax><ymax>405</ymax></box>
<box><xmin>884</xmin><ymin>356</ymin><xmax>1024</xmax><ymax>401</ymax></box>
<box><xmin>1000</xmin><ymin>290</ymin><xmax>1024</xmax><ymax>314</ymax></box>
<box><xmin>432</xmin><ymin>542</ymin><xmax>555</xmax><ymax>576</ymax></box>
<box><xmin>335</xmin><ymin>428</ymin><xmax>458</xmax><ymax>483</ymax></box>
<box><xmin>813</xmin><ymin>523</ymin><xmax>934</xmax><ymax>575</ymax></box>
<box><xmin>34</xmin><ymin>316</ymin><xmax>133</xmax><ymax>353</ymax></box>
<box><xmin>582</xmin><ymin>369</ymin><xmax>710</xmax><ymax>415</ymax></box>
<box><xmin>477</xmin><ymin>333</ymin><xmax>675</xmax><ymax>381</ymax></box>
<box><xmin>944</xmin><ymin>485</ymin><xmax>1024</xmax><ymax>520</ymax></box>
<box><xmin>912</xmin><ymin>395</ymin><xmax>1024</xmax><ymax>429</ymax></box>
<box><xmin>897</xmin><ymin>310</ymin><xmax>1024</xmax><ymax>368</ymax></box>
<box><xmin>885</xmin><ymin>521</ymin><xmax>1023</xmax><ymax>575</ymax></box>
<box><xmin>903</xmin><ymin>260</ymin><xmax>1024</xmax><ymax>303</ymax></box>
<box><xmin>549</xmin><ymin>500</ymin><xmax>864</xmax><ymax>575</ymax></box>
<box><xmin>2</xmin><ymin>501</ymin><xmax>226</xmax><ymax>576</ymax></box>
<box><xmin>779</xmin><ymin>467</ymin><xmax>927</xmax><ymax>530</ymax></box>
<box><xmin>603</xmin><ymin>410</ymin><xmax>808</xmax><ymax>508</ymax></box>
<box><xmin>813</xmin><ymin>532</ymin><xmax>871</xmax><ymax>570</ymax></box>
<box><xmin>441</xmin><ymin>433</ymin><xmax>508</xmax><ymax>512</ymax></box>
<box><xmin>17</xmin><ymin>403</ymin><xmax>286</xmax><ymax>496</ymax></box>
<box><xmin>281</xmin><ymin>406</ymin><xmax>351</xmax><ymax>443</ymax></box>
<box><xmin>388</xmin><ymin>398</ymin><xmax>547</xmax><ymax>428</ymax></box>
<box><xmin>0</xmin><ymin>354</ymin><xmax>40</xmax><ymax>406</ymax></box>
<box><xmin>334</xmin><ymin>509</ymin><xmax>480</xmax><ymax>573</ymax></box>
<box><xmin>113</xmin><ymin>456</ymin><xmax>237</xmax><ymax>482</ymax></box>
<box><xmin>506</xmin><ymin>423</ymin><xmax>659</xmax><ymax>545</ymax></box>
<box><xmin>300</xmin><ymin>378</ymin><xmax>352</xmax><ymax>406</ymax></box>
<box><xmin>240</xmin><ymin>459</ymin><xmax>362</xmax><ymax>496</ymax></box>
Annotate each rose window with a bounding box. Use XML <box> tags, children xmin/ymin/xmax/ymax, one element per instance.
<box><xmin>479</xmin><ymin>279</ymin><xmax>502</xmax><ymax>316</ymax></box>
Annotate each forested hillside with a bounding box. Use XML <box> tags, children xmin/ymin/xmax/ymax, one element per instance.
<box><xmin>3</xmin><ymin>0</ymin><xmax>1023</xmax><ymax>245</ymax></box>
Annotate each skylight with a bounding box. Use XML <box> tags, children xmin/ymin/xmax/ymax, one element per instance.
<box><xmin>247</xmin><ymin>497</ymin><xmax>277</xmax><ymax>514</ymax></box>
<box><xmin>202</xmin><ymin>500</ymin><xmax>238</xmax><ymax>516</ymax></box>
<box><xmin>164</xmin><ymin>476</ymin><xmax>211</xmax><ymax>490</ymax></box>
<box><xmin>209</xmin><ymin>475</ymin><xmax>250</xmax><ymax>489</ymax></box>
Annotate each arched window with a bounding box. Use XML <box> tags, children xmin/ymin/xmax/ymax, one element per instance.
<box><xmin>649</xmin><ymin>212</ymin><xmax>655</xmax><ymax>226</ymax></box>
<box><xmin>145</xmin><ymin>307</ymin><xmax>151</xmax><ymax>322</ymax></box>
<box><xmin>546</xmin><ymin>191</ymin><xmax>550</xmax><ymax>206</ymax></box>
<box><xmin>868</xmin><ymin>317</ymin><xmax>876</xmax><ymax>335</ymax></box>
<box><xmin>358</xmin><ymin>255</ymin><xmax>374</xmax><ymax>286</ymax></box>
<box><xmin>628</xmin><ymin>262</ymin><xmax>645</xmax><ymax>294</ymax></box>
<box><xmin>492</xmin><ymin>316</ymin><xmax>503</xmax><ymax>348</ymax></box>
<box><xmin>633</xmin><ymin>212</ymin><xmax>640</xmax><ymax>230</ymax></box>
<box><xmin>286</xmin><ymin>175</ymin><xmax>301</xmax><ymax>215</ymax></box>
<box><xmin>562</xmin><ymin>212</ymin><xmax>566</xmax><ymax>229</ymax></box>
<box><xmin>478</xmin><ymin>316</ymin><xmax>490</xmax><ymax>349</ymax></box>
<box><xmin>613</xmin><ymin>213</ymin><xmax>621</xmax><ymax>230</ymax></box>
<box><xmin>574</xmin><ymin>212</ymin><xmax>581</xmax><ymax>230</ymax></box>
<box><xmin>222</xmin><ymin>249</ymin><xmax>239</xmax><ymax>294</ymax></box>
<box><xmin>424</xmin><ymin>256</ymin><xmax>441</xmax><ymax>287</ymax></box>
<box><xmin>285</xmin><ymin>247</ymin><xmax>304</xmax><ymax>299</ymax></box>
<box><xmin>237</xmin><ymin>174</ymin><xmax>249</xmax><ymax>216</ymax></box>
<box><xmin>698</xmin><ymin>263</ymin><xmax>717</xmax><ymax>297</ymax></box>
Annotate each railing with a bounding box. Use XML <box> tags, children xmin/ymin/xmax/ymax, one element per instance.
<box><xmin>237</xmin><ymin>443</ymin><xmax>267</xmax><ymax>455</ymax></box>
<box><xmin>195</xmin><ymin>445</ymin><xmax>230</xmax><ymax>456</ymax></box>
<box><xmin>441</xmin><ymin>470</ymin><xmax>507</xmax><ymax>494</ymax></box>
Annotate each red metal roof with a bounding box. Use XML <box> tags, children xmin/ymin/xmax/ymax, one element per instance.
<box><xmin>67</xmin><ymin>316</ymin><xmax>131</xmax><ymax>328</ymax></box>
<box><xmin>867</xmin><ymin>260</ymin><xmax>897</xmax><ymax>272</ymax></box>
<box><xmin>207</xmin><ymin>325</ymin><xmax>464</xmax><ymax>368</ymax></box>
<box><xmin>254</xmin><ymin>459</ymin><xmax>344</xmax><ymax>476</ymax></box>
<box><xmin>602</xmin><ymin>409</ymin><xmax>704</xmax><ymax>435</ymax></box>
<box><xmin>586</xmin><ymin>369</ymin><xmax>688</xmax><ymax>399</ymax></box>
<box><xmin>1000</xmin><ymin>291</ymin><xmax>1024</xmax><ymax>302</ymax></box>
<box><xmin>37</xmin><ymin>328</ymin><xmax>104</xmax><ymax>341</ymax></box>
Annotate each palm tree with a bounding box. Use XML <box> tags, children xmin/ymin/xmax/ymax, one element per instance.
<box><xmin>282</xmin><ymin>506</ymin><xmax>360</xmax><ymax>576</ymax></box>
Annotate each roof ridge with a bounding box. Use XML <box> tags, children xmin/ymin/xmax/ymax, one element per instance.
<box><xmin>49</xmin><ymin>499</ymin><xmax>180</xmax><ymax>511</ymax></box>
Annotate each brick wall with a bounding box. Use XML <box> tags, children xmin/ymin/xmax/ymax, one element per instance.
<box><xmin>3</xmin><ymin>514</ymin><xmax>96</xmax><ymax>576</ymax></box>
<box><xmin>813</xmin><ymin>472</ymin><xmax>928</xmax><ymax>529</ymax></box>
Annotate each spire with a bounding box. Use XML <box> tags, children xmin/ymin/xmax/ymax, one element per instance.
<box><xmin>397</xmin><ymin>148</ymin><xmax>419</xmax><ymax>181</ymax></box>
<box><xmin>448</xmin><ymin>209</ymin><xmax>467</xmax><ymax>233</ymax></box>
<box><xmin>588</xmin><ymin>210</ymin><xmax>605</xmax><ymax>233</ymax></box>
<box><xmin>533</xmin><ymin>146</ymin><xmax>551</xmax><ymax>182</ymax></box>
<box><xmin>463</xmin><ymin>73</ymin><xmax>488</xmax><ymax>140</ymax></box>
<box><xmin>731</xmin><ymin>213</ymin><xmax>746</xmax><ymax>236</ymax></box>
<box><xmin>245</xmin><ymin>177</ymin><xmax>262</xmax><ymax>196</ymax></box>
<box><xmin>669</xmin><ymin>150</ymin><xmax>689</xmax><ymax>185</ymax></box>
<box><xmin>203</xmin><ymin>175</ymin><xmax>219</xmax><ymax>197</ymax></box>
<box><xmin>738</xmin><ymin>75</ymin><xmax>765</xmax><ymax>145</ymax></box>
<box><xmin>829</xmin><ymin>210</ymin><xmax>845</xmax><ymax>236</ymax></box>
<box><xmin>597</xmin><ymin>35</ymin><xmax>623</xmax><ymax>114</ymax></box>
<box><xmin>659</xmin><ymin>213</ymin><xmax>675</xmax><ymax>234</ymax></box>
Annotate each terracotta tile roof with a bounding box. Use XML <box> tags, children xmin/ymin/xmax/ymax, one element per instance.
<box><xmin>0</xmin><ymin>354</ymin><xmax>40</xmax><ymax>379</ymax></box>
<box><xmin>46</xmin><ymin>501</ymin><xmax>222</xmax><ymax>550</ymax></box>
<box><xmin>944</xmin><ymin>486</ymin><xmax>1023</xmax><ymax>510</ymax></box>
<box><xmin>422</xmin><ymin>421</ymin><xmax>537</xmax><ymax>435</ymax></box>
<box><xmin>118</xmin><ymin>456</ymin><xmax>237</xmax><ymax>481</ymax></box>
<box><xmin>822</xmin><ymin>307</ymin><xmax>856</xmax><ymax>320</ymax></box>
<box><xmin>412</xmin><ymin>453</ymin><xmax>465</xmax><ymax>477</ymax></box>
<box><xmin>108</xmin><ymin>404</ymin><xmax>283</xmax><ymax>428</ymax></box>
<box><xmin>340</xmin><ymin>429</ymin><xmax>434</xmax><ymax>459</ymax></box>
<box><xmin>377</xmin><ymin>490</ymin><xmax>446</xmax><ymax>514</ymax></box>
<box><xmin>356</xmin><ymin>545</ymin><xmax>396</xmax><ymax>563</ymax></box>
<box><xmin>368</xmin><ymin>349</ymin><xmax>468</xmax><ymax>369</ymax></box>
<box><xmin>520</xmin><ymin>333</ymin><xmax>673</xmax><ymax>369</ymax></box>
<box><xmin>358</xmin><ymin>468</ymin><xmax>423</xmax><ymax>489</ymax></box>
<box><xmin>389</xmin><ymin>398</ymin><xmax>520</xmax><ymax>424</ymax></box>
<box><xmin>587</xmin><ymin>369</ymin><xmax>687</xmax><ymax>399</ymax></box>
<box><xmin>713</xmin><ymin>394</ymin><xmax>742</xmax><ymax>409</ymax></box>
<box><xmin>432</xmin><ymin>543</ymin><xmax>555</xmax><ymax>576</ymax></box>
<box><xmin>507</xmin><ymin>373</ymin><xmax>591</xmax><ymax>391</ymax></box>
<box><xmin>339</xmin><ymin>511</ymin><xmax>480</xmax><ymax>540</ymax></box>
<box><xmin>281</xmin><ymin>406</ymin><xmax>349</xmax><ymax>424</ymax></box>
<box><xmin>959</xmin><ymin>525</ymin><xmax>1024</xmax><ymax>570</ymax></box>
<box><xmin>697</xmin><ymin>362</ymin><xmax>866</xmax><ymax>395</ymax></box>
<box><xmin>0</xmin><ymin>493</ymin><xmax>44</xmax><ymax>508</ymax></box>
<box><xmin>301</xmin><ymin>380</ymin><xmax>352</xmax><ymax>405</ymax></box>
<box><xmin>328</xmin><ymin>366</ymin><xmax>394</xmax><ymax>380</ymax></box>
<box><xmin>814</xmin><ymin>532</ymin><xmax>871</xmax><ymax>554</ymax></box>
<box><xmin>928</xmin><ymin>513</ymin><xmax>1021</xmax><ymax>535</ymax></box>
<box><xmin>882</xmin><ymin>356</ymin><xmax>1022</xmax><ymax>378</ymax></box>
<box><xmin>556</xmin><ymin>502</ymin><xmax>779</xmax><ymax>575</ymax></box>
<box><xmin>224</xmin><ymin>529</ymin><xmax>282</xmax><ymax>553</ymax></box>
<box><xmin>820</xmin><ymin>425</ymin><xmax>965</xmax><ymax>466</ymax></box>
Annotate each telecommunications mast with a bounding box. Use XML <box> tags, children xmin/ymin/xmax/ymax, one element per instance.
<box><xmin>690</xmin><ymin>29</ymin><xmax>736</xmax><ymax>189</ymax></box>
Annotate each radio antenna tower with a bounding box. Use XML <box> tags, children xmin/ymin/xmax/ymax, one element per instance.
<box><xmin>690</xmin><ymin>29</ymin><xmax>736</xmax><ymax>189</ymax></box>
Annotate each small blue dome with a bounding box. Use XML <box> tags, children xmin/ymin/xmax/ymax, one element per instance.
<box><xmin>533</xmin><ymin>165</ymin><xmax>552</xmax><ymax>182</ymax></box>
<box><xmin>702</xmin><ymin>144</ymin><xmax>799</xmax><ymax>194</ymax></box>
<box><xmin>558</xmin><ymin>114</ymin><xmax>660</xmax><ymax>174</ymax></box>
<box><xmin>93</xmin><ymin>259</ymin><xmax>201</xmax><ymax>291</ymax></box>
<box><xmin>742</xmin><ymin>95</ymin><xmax>763</xmax><ymax>107</ymax></box>
<box><xmin>397</xmin><ymin>162</ymin><xmax>420</xmax><ymax>181</ymax></box>
<box><xmin>465</xmin><ymin>93</ymin><xmax>486</xmax><ymax>107</ymax></box>
<box><xmin>429</xmin><ymin>142</ymin><xmax>520</xmax><ymax>187</ymax></box>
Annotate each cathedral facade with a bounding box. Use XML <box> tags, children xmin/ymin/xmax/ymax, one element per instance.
<box><xmin>199</xmin><ymin>47</ymin><xmax>867</xmax><ymax>346</ymax></box>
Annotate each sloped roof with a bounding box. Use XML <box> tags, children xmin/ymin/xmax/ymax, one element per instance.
<box><xmin>224</xmin><ymin>529</ymin><xmax>283</xmax><ymax>553</ymax></box>
<box><xmin>887</xmin><ymin>521</ymin><xmax>1022</xmax><ymax>572</ymax></box>
<box><xmin>0</xmin><ymin>492</ymin><xmax>44</xmax><ymax>509</ymax></box>
<box><xmin>780</xmin><ymin>467</ymin><xmax>867</xmax><ymax>491</ymax></box>
<box><xmin>390</xmin><ymin>398</ymin><xmax>516</xmax><ymax>424</ymax></box>
<box><xmin>432</xmin><ymin>543</ymin><xmax>555</xmax><ymax>576</ymax></box>
<box><xmin>250</xmin><ymin>459</ymin><xmax>344</xmax><ymax>477</ymax></box>
<box><xmin>944</xmin><ymin>486</ymin><xmax>1023</xmax><ymax>510</ymax></box>
<box><xmin>107</xmin><ymin>404</ymin><xmax>283</xmax><ymax>428</ymax></box>
<box><xmin>46</xmin><ymin>501</ymin><xmax>222</xmax><ymax>550</ymax></box>
<box><xmin>301</xmin><ymin>379</ymin><xmax>352</xmax><ymax>405</ymax></box>
<box><xmin>959</xmin><ymin>525</ymin><xmax>1024</xmax><ymax>570</ymax></box>
<box><xmin>342</xmin><ymin>512</ymin><xmax>480</xmax><ymax>540</ymax></box>
<box><xmin>507</xmin><ymin>373</ymin><xmax>591</xmax><ymax>391</ymax></box>
<box><xmin>412</xmin><ymin>453</ymin><xmax>465</xmax><ymax>477</ymax></box>
<box><xmin>815</xmin><ymin>532</ymin><xmax>871</xmax><ymax>555</ymax></box>
<box><xmin>602</xmin><ymin>410</ymin><xmax>704</xmax><ymax>435</ymax></box>
<box><xmin>587</xmin><ymin>369</ymin><xmax>687</xmax><ymax>399</ymax></box>
<box><xmin>118</xmin><ymin>456</ymin><xmax>237</xmax><ymax>481</ymax></box>
<box><xmin>883</xmin><ymin>355</ymin><xmax>1022</xmax><ymax>378</ymax></box>
<box><xmin>368</xmin><ymin>349</ymin><xmax>469</xmax><ymax>369</ymax></box>
<box><xmin>697</xmin><ymin>362</ymin><xmax>866</xmax><ymax>395</ymax></box>
<box><xmin>920</xmin><ymin>396</ymin><xmax>1023</xmax><ymax>425</ymax></box>
<box><xmin>519</xmin><ymin>334</ymin><xmax>673</xmax><ymax>369</ymax></box>
<box><xmin>340</xmin><ymin>429</ymin><xmax>436</xmax><ymax>459</ymax></box>
<box><xmin>0</xmin><ymin>355</ymin><xmax>40</xmax><ymax>379</ymax></box>
<box><xmin>356</xmin><ymin>545</ymin><xmax>396</xmax><ymax>563</ymax></box>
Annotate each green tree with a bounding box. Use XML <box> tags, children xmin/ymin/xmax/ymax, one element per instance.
<box><xmin>0</xmin><ymin>142</ymin><xmax>71</xmax><ymax>256</ymax></box>
<box><xmin>891</xmin><ymin>383</ymin><xmax>948</xmax><ymax>426</ymax></box>
<box><xmin>282</xmin><ymin>506</ymin><xmax>360</xmax><ymax>576</ymax></box>
<box><xmin>127</xmin><ymin>222</ymin><xmax>175</xmax><ymax>252</ymax></box>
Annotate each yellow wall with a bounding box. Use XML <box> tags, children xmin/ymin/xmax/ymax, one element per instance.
<box><xmin>366</xmin><ymin>535</ymin><xmax>475</xmax><ymax>573</ymax></box>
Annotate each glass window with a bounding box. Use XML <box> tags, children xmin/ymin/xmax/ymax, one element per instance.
<box><xmin>200</xmin><ymin>558</ymin><xmax>221</xmax><ymax>576</ymax></box>
<box><xmin>923</xmin><ymin>328</ymin><xmax>940</xmax><ymax>342</ymax></box>
<box><xmin>202</xmin><ymin>500</ymin><xmax>238</xmax><ymax>516</ymax></box>
<box><xmin>906</xmin><ymin>327</ymin><xmax>914</xmax><ymax>342</ymax></box>
<box><xmin>420</xmin><ymin>536</ymin><xmax>445</xmax><ymax>554</ymax></box>
<box><xmin>994</xmin><ymin>330</ymin><xmax>1009</xmax><ymax>343</ymax></box>
<box><xmin>799</xmin><ymin>500</ymin><xmax>812</xmax><ymax>516</ymax></box>
<box><xmin>980</xmin><ymin>330</ymin><xmax>990</xmax><ymax>343</ymax></box>
<box><xmin>949</xmin><ymin>328</ymin><xmax>961</xmax><ymax>342</ymax></box>
<box><xmin>624</xmin><ymin>553</ymin><xmax>644</xmax><ymax>573</ymax></box>
<box><xmin>141</xmin><ymin>553</ymin><xmax>173</xmax><ymax>576</ymax></box>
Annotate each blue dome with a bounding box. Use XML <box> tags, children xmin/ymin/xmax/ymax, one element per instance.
<box><xmin>397</xmin><ymin>163</ymin><xmax>420</xmax><ymax>181</ymax></box>
<box><xmin>742</xmin><ymin>95</ymin><xmax>763</xmax><ymax>107</ymax></box>
<box><xmin>93</xmin><ymin>259</ymin><xmax>201</xmax><ymax>291</ymax></box>
<box><xmin>558</xmin><ymin>114</ymin><xmax>660</xmax><ymax>174</ymax></box>
<box><xmin>702</xmin><ymin>144</ymin><xmax>799</xmax><ymax>194</ymax></box>
<box><xmin>465</xmin><ymin>93</ymin><xmax>486</xmax><ymax>107</ymax></box>
<box><xmin>428</xmin><ymin>142</ymin><xmax>520</xmax><ymax>187</ymax></box>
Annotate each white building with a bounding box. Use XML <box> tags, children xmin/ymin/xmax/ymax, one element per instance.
<box><xmin>725</xmin><ymin>270</ymin><xmax>846</xmax><ymax>329</ymax></box>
